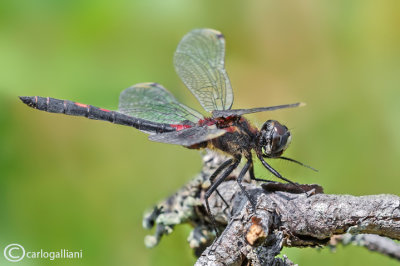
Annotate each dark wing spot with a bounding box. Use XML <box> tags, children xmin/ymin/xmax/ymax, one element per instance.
<box><xmin>216</xmin><ymin>33</ymin><xmax>224</xmax><ymax>39</ymax></box>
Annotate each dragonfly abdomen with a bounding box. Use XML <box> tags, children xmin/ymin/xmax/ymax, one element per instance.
<box><xmin>19</xmin><ymin>96</ymin><xmax>176</xmax><ymax>133</ymax></box>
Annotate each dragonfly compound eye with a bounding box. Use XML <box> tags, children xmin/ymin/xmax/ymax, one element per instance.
<box><xmin>260</xmin><ymin>120</ymin><xmax>291</xmax><ymax>157</ymax></box>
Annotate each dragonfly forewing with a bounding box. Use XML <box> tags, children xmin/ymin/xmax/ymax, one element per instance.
<box><xmin>174</xmin><ymin>29</ymin><xmax>233</xmax><ymax>113</ymax></box>
<box><xmin>212</xmin><ymin>103</ymin><xmax>305</xmax><ymax>118</ymax></box>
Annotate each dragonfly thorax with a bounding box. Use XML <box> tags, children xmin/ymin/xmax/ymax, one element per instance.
<box><xmin>258</xmin><ymin>120</ymin><xmax>291</xmax><ymax>158</ymax></box>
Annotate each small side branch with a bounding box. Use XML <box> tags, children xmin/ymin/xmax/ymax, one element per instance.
<box><xmin>330</xmin><ymin>234</ymin><xmax>400</xmax><ymax>260</ymax></box>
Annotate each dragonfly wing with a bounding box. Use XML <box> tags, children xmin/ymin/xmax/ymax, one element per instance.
<box><xmin>174</xmin><ymin>29</ymin><xmax>233</xmax><ymax>112</ymax></box>
<box><xmin>212</xmin><ymin>103</ymin><xmax>305</xmax><ymax>118</ymax></box>
<box><xmin>148</xmin><ymin>126</ymin><xmax>226</xmax><ymax>146</ymax></box>
<box><xmin>119</xmin><ymin>82</ymin><xmax>203</xmax><ymax>124</ymax></box>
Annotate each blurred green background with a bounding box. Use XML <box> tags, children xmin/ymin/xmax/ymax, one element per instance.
<box><xmin>1</xmin><ymin>0</ymin><xmax>399</xmax><ymax>265</ymax></box>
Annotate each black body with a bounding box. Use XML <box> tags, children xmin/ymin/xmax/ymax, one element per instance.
<box><xmin>19</xmin><ymin>96</ymin><xmax>176</xmax><ymax>134</ymax></box>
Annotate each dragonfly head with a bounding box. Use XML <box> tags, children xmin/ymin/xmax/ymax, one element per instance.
<box><xmin>258</xmin><ymin>120</ymin><xmax>291</xmax><ymax>158</ymax></box>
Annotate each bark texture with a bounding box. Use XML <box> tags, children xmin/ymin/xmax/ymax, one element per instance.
<box><xmin>143</xmin><ymin>151</ymin><xmax>400</xmax><ymax>265</ymax></box>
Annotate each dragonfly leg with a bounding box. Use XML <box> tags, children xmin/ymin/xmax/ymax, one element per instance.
<box><xmin>209</xmin><ymin>158</ymin><xmax>233</xmax><ymax>183</ymax></box>
<box><xmin>215</xmin><ymin>189</ymin><xmax>230</xmax><ymax>212</ymax></box>
<box><xmin>257</xmin><ymin>153</ymin><xmax>296</xmax><ymax>185</ymax></box>
<box><xmin>256</xmin><ymin>154</ymin><xmax>307</xmax><ymax>194</ymax></box>
<box><xmin>249</xmin><ymin>158</ymin><xmax>275</xmax><ymax>183</ymax></box>
<box><xmin>205</xmin><ymin>157</ymin><xmax>240</xmax><ymax>236</ymax></box>
<box><xmin>236</xmin><ymin>160</ymin><xmax>257</xmax><ymax>212</ymax></box>
<box><xmin>208</xmin><ymin>158</ymin><xmax>233</xmax><ymax>211</ymax></box>
<box><xmin>277</xmin><ymin>156</ymin><xmax>318</xmax><ymax>172</ymax></box>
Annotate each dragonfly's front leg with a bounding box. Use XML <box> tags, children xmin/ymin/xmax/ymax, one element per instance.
<box><xmin>205</xmin><ymin>157</ymin><xmax>241</xmax><ymax>236</ymax></box>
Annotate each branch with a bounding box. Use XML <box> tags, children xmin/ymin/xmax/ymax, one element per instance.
<box><xmin>143</xmin><ymin>150</ymin><xmax>400</xmax><ymax>265</ymax></box>
<box><xmin>330</xmin><ymin>233</ymin><xmax>400</xmax><ymax>260</ymax></box>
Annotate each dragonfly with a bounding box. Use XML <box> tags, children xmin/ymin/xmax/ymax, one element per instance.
<box><xmin>20</xmin><ymin>29</ymin><xmax>313</xmax><ymax>233</ymax></box>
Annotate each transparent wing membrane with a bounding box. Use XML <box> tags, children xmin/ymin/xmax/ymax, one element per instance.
<box><xmin>118</xmin><ymin>83</ymin><xmax>203</xmax><ymax>124</ymax></box>
<box><xmin>148</xmin><ymin>126</ymin><xmax>226</xmax><ymax>146</ymax></box>
<box><xmin>174</xmin><ymin>29</ymin><xmax>233</xmax><ymax>112</ymax></box>
<box><xmin>212</xmin><ymin>103</ymin><xmax>305</xmax><ymax>118</ymax></box>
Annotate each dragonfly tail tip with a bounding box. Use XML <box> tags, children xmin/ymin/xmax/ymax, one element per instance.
<box><xmin>19</xmin><ymin>96</ymin><xmax>35</xmax><ymax>107</ymax></box>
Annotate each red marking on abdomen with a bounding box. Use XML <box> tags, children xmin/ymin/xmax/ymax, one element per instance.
<box><xmin>99</xmin><ymin>108</ymin><xmax>111</xmax><ymax>112</ymax></box>
<box><xmin>170</xmin><ymin>124</ymin><xmax>192</xmax><ymax>131</ymax></box>
<box><xmin>75</xmin><ymin>102</ymin><xmax>88</xmax><ymax>108</ymax></box>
